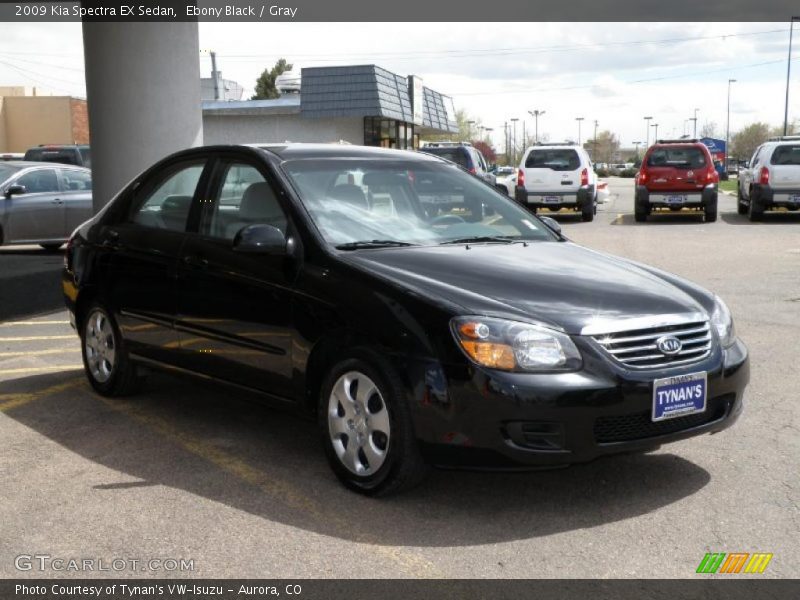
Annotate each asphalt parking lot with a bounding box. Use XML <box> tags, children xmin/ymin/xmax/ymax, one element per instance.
<box><xmin>1</xmin><ymin>177</ymin><xmax>798</xmax><ymax>579</ymax></box>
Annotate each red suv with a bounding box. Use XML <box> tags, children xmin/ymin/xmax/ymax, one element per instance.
<box><xmin>635</xmin><ymin>140</ymin><xmax>719</xmax><ymax>222</ymax></box>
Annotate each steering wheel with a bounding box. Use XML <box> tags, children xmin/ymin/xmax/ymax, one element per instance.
<box><xmin>430</xmin><ymin>214</ymin><xmax>466</xmax><ymax>226</ymax></box>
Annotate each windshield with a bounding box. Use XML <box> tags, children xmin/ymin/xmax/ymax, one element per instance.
<box><xmin>281</xmin><ymin>159</ymin><xmax>556</xmax><ymax>247</ymax></box>
<box><xmin>0</xmin><ymin>164</ymin><xmax>22</xmax><ymax>184</ymax></box>
<box><xmin>646</xmin><ymin>147</ymin><xmax>707</xmax><ymax>168</ymax></box>
<box><xmin>771</xmin><ymin>144</ymin><xmax>800</xmax><ymax>166</ymax></box>
<box><xmin>418</xmin><ymin>147</ymin><xmax>469</xmax><ymax>168</ymax></box>
<box><xmin>525</xmin><ymin>149</ymin><xmax>580</xmax><ymax>171</ymax></box>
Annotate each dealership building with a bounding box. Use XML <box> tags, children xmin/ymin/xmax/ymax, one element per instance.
<box><xmin>202</xmin><ymin>65</ymin><xmax>459</xmax><ymax>149</ymax></box>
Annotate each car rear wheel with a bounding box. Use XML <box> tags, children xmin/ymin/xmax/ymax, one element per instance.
<box><xmin>580</xmin><ymin>199</ymin><xmax>594</xmax><ymax>222</ymax></box>
<box><xmin>704</xmin><ymin>198</ymin><xmax>718</xmax><ymax>223</ymax></box>
<box><xmin>319</xmin><ymin>352</ymin><xmax>428</xmax><ymax>496</ymax></box>
<box><xmin>748</xmin><ymin>191</ymin><xmax>764</xmax><ymax>222</ymax></box>
<box><xmin>634</xmin><ymin>196</ymin><xmax>648</xmax><ymax>222</ymax></box>
<box><xmin>81</xmin><ymin>303</ymin><xmax>141</xmax><ymax>396</ymax></box>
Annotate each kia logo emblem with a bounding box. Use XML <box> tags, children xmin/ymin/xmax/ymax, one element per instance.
<box><xmin>656</xmin><ymin>336</ymin><xmax>682</xmax><ymax>356</ymax></box>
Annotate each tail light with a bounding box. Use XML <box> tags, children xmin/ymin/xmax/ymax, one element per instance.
<box><xmin>638</xmin><ymin>169</ymin><xmax>647</xmax><ymax>184</ymax></box>
<box><xmin>517</xmin><ymin>168</ymin><xmax>525</xmax><ymax>187</ymax></box>
<box><xmin>580</xmin><ymin>168</ymin><xmax>589</xmax><ymax>187</ymax></box>
<box><xmin>468</xmin><ymin>166</ymin><xmax>477</xmax><ymax>175</ymax></box>
<box><xmin>759</xmin><ymin>166</ymin><xmax>770</xmax><ymax>185</ymax></box>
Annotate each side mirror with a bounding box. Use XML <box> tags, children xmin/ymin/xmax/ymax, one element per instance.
<box><xmin>5</xmin><ymin>184</ymin><xmax>26</xmax><ymax>198</ymax></box>
<box><xmin>233</xmin><ymin>224</ymin><xmax>287</xmax><ymax>255</ymax></box>
<box><xmin>539</xmin><ymin>216</ymin><xmax>562</xmax><ymax>235</ymax></box>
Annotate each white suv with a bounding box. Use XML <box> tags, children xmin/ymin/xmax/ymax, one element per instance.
<box><xmin>738</xmin><ymin>136</ymin><xmax>800</xmax><ymax>221</ymax></box>
<box><xmin>515</xmin><ymin>143</ymin><xmax>598</xmax><ymax>221</ymax></box>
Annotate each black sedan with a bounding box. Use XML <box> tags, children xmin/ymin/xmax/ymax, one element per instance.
<box><xmin>63</xmin><ymin>144</ymin><xmax>749</xmax><ymax>495</ymax></box>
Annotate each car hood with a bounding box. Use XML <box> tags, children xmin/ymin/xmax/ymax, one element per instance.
<box><xmin>341</xmin><ymin>242</ymin><xmax>708</xmax><ymax>334</ymax></box>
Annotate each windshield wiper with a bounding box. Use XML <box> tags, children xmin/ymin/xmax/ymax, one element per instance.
<box><xmin>335</xmin><ymin>240</ymin><xmax>417</xmax><ymax>250</ymax></box>
<box><xmin>440</xmin><ymin>236</ymin><xmax>518</xmax><ymax>245</ymax></box>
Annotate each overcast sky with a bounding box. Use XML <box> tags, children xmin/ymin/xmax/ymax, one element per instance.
<box><xmin>1</xmin><ymin>22</ymin><xmax>798</xmax><ymax>149</ymax></box>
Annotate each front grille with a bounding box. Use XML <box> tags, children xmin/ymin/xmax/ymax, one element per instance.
<box><xmin>592</xmin><ymin>320</ymin><xmax>712</xmax><ymax>369</ymax></box>
<box><xmin>594</xmin><ymin>397</ymin><xmax>729</xmax><ymax>444</ymax></box>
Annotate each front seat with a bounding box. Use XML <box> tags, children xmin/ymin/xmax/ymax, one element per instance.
<box><xmin>226</xmin><ymin>182</ymin><xmax>286</xmax><ymax>239</ymax></box>
<box><xmin>328</xmin><ymin>184</ymin><xmax>369</xmax><ymax>210</ymax></box>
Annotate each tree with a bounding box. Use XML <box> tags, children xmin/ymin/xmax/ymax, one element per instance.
<box><xmin>472</xmin><ymin>140</ymin><xmax>496</xmax><ymax>164</ymax></box>
<box><xmin>252</xmin><ymin>58</ymin><xmax>293</xmax><ymax>100</ymax></box>
<box><xmin>584</xmin><ymin>130</ymin><xmax>619</xmax><ymax>164</ymax></box>
<box><xmin>730</xmin><ymin>122</ymin><xmax>771</xmax><ymax>160</ymax></box>
<box><xmin>426</xmin><ymin>109</ymin><xmax>477</xmax><ymax>143</ymax></box>
<box><xmin>700</xmin><ymin>121</ymin><xmax>720</xmax><ymax>139</ymax></box>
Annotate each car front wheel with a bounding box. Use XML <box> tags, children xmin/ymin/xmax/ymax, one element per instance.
<box><xmin>81</xmin><ymin>303</ymin><xmax>141</xmax><ymax>396</ymax></box>
<box><xmin>319</xmin><ymin>352</ymin><xmax>428</xmax><ymax>496</ymax></box>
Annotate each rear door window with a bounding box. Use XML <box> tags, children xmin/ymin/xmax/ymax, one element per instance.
<box><xmin>646</xmin><ymin>147</ymin><xmax>707</xmax><ymax>169</ymax></box>
<box><xmin>525</xmin><ymin>149</ymin><xmax>580</xmax><ymax>171</ymax></box>
<box><xmin>130</xmin><ymin>161</ymin><xmax>205</xmax><ymax>232</ymax></box>
<box><xmin>61</xmin><ymin>169</ymin><xmax>92</xmax><ymax>191</ymax></box>
<box><xmin>770</xmin><ymin>145</ymin><xmax>800</xmax><ymax>165</ymax></box>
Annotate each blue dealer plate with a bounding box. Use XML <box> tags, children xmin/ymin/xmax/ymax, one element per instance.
<box><xmin>652</xmin><ymin>371</ymin><xmax>707</xmax><ymax>422</ymax></box>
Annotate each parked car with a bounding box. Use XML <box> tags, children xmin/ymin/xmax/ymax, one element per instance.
<box><xmin>494</xmin><ymin>167</ymin><xmax>517</xmax><ymax>196</ymax></box>
<box><xmin>418</xmin><ymin>142</ymin><xmax>496</xmax><ymax>187</ymax></box>
<box><xmin>737</xmin><ymin>136</ymin><xmax>800</xmax><ymax>221</ymax></box>
<box><xmin>596</xmin><ymin>180</ymin><xmax>610</xmax><ymax>204</ymax></box>
<box><xmin>24</xmin><ymin>144</ymin><xmax>91</xmax><ymax>168</ymax></box>
<box><xmin>0</xmin><ymin>162</ymin><xmax>93</xmax><ymax>250</ymax></box>
<box><xmin>1</xmin><ymin>152</ymin><xmax>24</xmax><ymax>161</ymax></box>
<box><xmin>515</xmin><ymin>142</ymin><xmax>598</xmax><ymax>221</ymax></box>
<box><xmin>63</xmin><ymin>143</ymin><xmax>748</xmax><ymax>496</ymax></box>
<box><xmin>634</xmin><ymin>139</ymin><xmax>719</xmax><ymax>223</ymax></box>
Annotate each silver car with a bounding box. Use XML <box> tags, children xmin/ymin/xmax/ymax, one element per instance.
<box><xmin>0</xmin><ymin>161</ymin><xmax>92</xmax><ymax>250</ymax></box>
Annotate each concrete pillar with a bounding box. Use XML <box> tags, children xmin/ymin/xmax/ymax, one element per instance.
<box><xmin>82</xmin><ymin>22</ymin><xmax>203</xmax><ymax>212</ymax></box>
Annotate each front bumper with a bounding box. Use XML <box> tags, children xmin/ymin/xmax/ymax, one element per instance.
<box><xmin>415</xmin><ymin>337</ymin><xmax>748</xmax><ymax>470</ymax></box>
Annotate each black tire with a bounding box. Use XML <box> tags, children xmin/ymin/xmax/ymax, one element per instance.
<box><xmin>704</xmin><ymin>199</ymin><xmax>718</xmax><ymax>223</ymax></box>
<box><xmin>634</xmin><ymin>194</ymin><xmax>648</xmax><ymax>222</ymax></box>
<box><xmin>736</xmin><ymin>184</ymin><xmax>748</xmax><ymax>214</ymax></box>
<box><xmin>748</xmin><ymin>191</ymin><xmax>764</xmax><ymax>222</ymax></box>
<box><xmin>80</xmin><ymin>302</ymin><xmax>141</xmax><ymax>397</ymax></box>
<box><xmin>40</xmin><ymin>243</ymin><xmax>63</xmax><ymax>251</ymax></box>
<box><xmin>580</xmin><ymin>198</ymin><xmax>594</xmax><ymax>222</ymax></box>
<box><xmin>318</xmin><ymin>350</ymin><xmax>429</xmax><ymax>496</ymax></box>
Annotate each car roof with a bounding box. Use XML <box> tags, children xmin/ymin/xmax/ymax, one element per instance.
<box><xmin>2</xmin><ymin>160</ymin><xmax>88</xmax><ymax>169</ymax></box>
<box><xmin>166</xmin><ymin>143</ymin><xmax>449</xmax><ymax>164</ymax></box>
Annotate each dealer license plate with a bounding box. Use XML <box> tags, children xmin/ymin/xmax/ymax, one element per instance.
<box><xmin>542</xmin><ymin>196</ymin><xmax>560</xmax><ymax>203</ymax></box>
<box><xmin>789</xmin><ymin>194</ymin><xmax>800</xmax><ymax>204</ymax></box>
<box><xmin>652</xmin><ymin>371</ymin><xmax>707</xmax><ymax>422</ymax></box>
<box><xmin>666</xmin><ymin>195</ymin><xmax>686</xmax><ymax>204</ymax></box>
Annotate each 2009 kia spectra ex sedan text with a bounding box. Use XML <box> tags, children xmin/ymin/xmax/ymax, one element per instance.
<box><xmin>62</xmin><ymin>144</ymin><xmax>749</xmax><ymax>495</ymax></box>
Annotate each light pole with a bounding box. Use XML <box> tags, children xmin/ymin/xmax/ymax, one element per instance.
<box><xmin>652</xmin><ymin>123</ymin><xmax>659</xmax><ymax>143</ymax></box>
<box><xmin>726</xmin><ymin>79</ymin><xmax>736</xmax><ymax>169</ymax></box>
<box><xmin>644</xmin><ymin>116</ymin><xmax>653</xmax><ymax>148</ymax></box>
<box><xmin>528</xmin><ymin>110</ymin><xmax>545</xmax><ymax>143</ymax></box>
<box><xmin>510</xmin><ymin>118</ymin><xmax>519</xmax><ymax>164</ymax></box>
<box><xmin>593</xmin><ymin>120</ymin><xmax>599</xmax><ymax>160</ymax></box>
<box><xmin>690</xmin><ymin>108</ymin><xmax>699</xmax><ymax>138</ymax></box>
<box><xmin>575</xmin><ymin>117</ymin><xmax>584</xmax><ymax>145</ymax></box>
<box><xmin>784</xmin><ymin>17</ymin><xmax>799</xmax><ymax>136</ymax></box>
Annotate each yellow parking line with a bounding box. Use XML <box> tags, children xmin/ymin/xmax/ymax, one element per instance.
<box><xmin>0</xmin><ymin>348</ymin><xmax>78</xmax><ymax>358</ymax></box>
<box><xmin>92</xmin><ymin>393</ymin><xmax>442</xmax><ymax>577</ymax></box>
<box><xmin>0</xmin><ymin>377</ymin><xmax>83</xmax><ymax>412</ymax></box>
<box><xmin>0</xmin><ymin>364</ymin><xmax>82</xmax><ymax>376</ymax></box>
<box><xmin>0</xmin><ymin>320</ymin><xmax>70</xmax><ymax>327</ymax></box>
<box><xmin>0</xmin><ymin>335</ymin><xmax>74</xmax><ymax>342</ymax></box>
<box><xmin>611</xmin><ymin>213</ymin><xmax>623</xmax><ymax>225</ymax></box>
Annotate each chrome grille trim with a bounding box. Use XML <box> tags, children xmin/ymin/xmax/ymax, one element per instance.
<box><xmin>591</xmin><ymin>320</ymin><xmax>713</xmax><ymax>369</ymax></box>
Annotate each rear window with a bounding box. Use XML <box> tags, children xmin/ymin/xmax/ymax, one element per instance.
<box><xmin>78</xmin><ymin>147</ymin><xmax>91</xmax><ymax>168</ymax></box>
<box><xmin>771</xmin><ymin>145</ymin><xmax>800</xmax><ymax>166</ymax></box>
<box><xmin>525</xmin><ymin>149</ymin><xmax>580</xmax><ymax>171</ymax></box>
<box><xmin>420</xmin><ymin>147</ymin><xmax>470</xmax><ymax>168</ymax></box>
<box><xmin>646</xmin><ymin>147</ymin><xmax>707</xmax><ymax>169</ymax></box>
<box><xmin>24</xmin><ymin>148</ymin><xmax>81</xmax><ymax>166</ymax></box>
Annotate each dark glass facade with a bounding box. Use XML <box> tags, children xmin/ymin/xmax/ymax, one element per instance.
<box><xmin>364</xmin><ymin>117</ymin><xmax>416</xmax><ymax>150</ymax></box>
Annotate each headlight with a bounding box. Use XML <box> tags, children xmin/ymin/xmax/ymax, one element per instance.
<box><xmin>450</xmin><ymin>316</ymin><xmax>582</xmax><ymax>372</ymax></box>
<box><xmin>710</xmin><ymin>296</ymin><xmax>736</xmax><ymax>348</ymax></box>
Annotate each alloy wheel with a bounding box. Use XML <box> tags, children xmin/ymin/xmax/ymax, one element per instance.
<box><xmin>84</xmin><ymin>309</ymin><xmax>116</xmax><ymax>383</ymax></box>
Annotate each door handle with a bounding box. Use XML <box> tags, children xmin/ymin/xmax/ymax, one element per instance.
<box><xmin>183</xmin><ymin>255</ymin><xmax>209</xmax><ymax>268</ymax></box>
<box><xmin>51</xmin><ymin>198</ymin><xmax>63</xmax><ymax>205</ymax></box>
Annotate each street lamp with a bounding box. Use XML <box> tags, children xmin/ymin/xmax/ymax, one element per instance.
<box><xmin>644</xmin><ymin>116</ymin><xmax>653</xmax><ymax>148</ymax></box>
<box><xmin>784</xmin><ymin>17</ymin><xmax>799</xmax><ymax>136</ymax></box>
<box><xmin>726</xmin><ymin>79</ymin><xmax>736</xmax><ymax>170</ymax></box>
<box><xmin>593</xmin><ymin>120</ymin><xmax>599</xmax><ymax>160</ymax></box>
<box><xmin>652</xmin><ymin>122</ymin><xmax>659</xmax><ymax>142</ymax></box>
<box><xmin>575</xmin><ymin>117</ymin><xmax>584</xmax><ymax>145</ymax></box>
<box><xmin>690</xmin><ymin>108</ymin><xmax>699</xmax><ymax>138</ymax></box>
<box><xmin>510</xmin><ymin>118</ymin><xmax>519</xmax><ymax>164</ymax></box>
<box><xmin>528</xmin><ymin>110</ymin><xmax>546</xmax><ymax>143</ymax></box>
